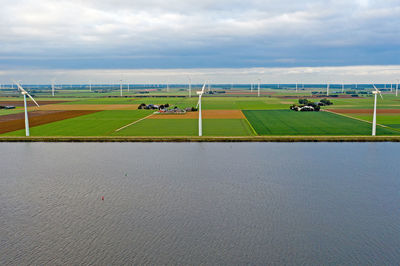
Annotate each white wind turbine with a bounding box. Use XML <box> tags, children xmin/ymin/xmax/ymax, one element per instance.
<box><xmin>120</xmin><ymin>80</ymin><xmax>123</xmax><ymax>97</ymax></box>
<box><xmin>196</xmin><ymin>83</ymin><xmax>207</xmax><ymax>136</ymax></box>
<box><xmin>257</xmin><ymin>79</ymin><xmax>261</xmax><ymax>97</ymax></box>
<box><xmin>396</xmin><ymin>79</ymin><xmax>399</xmax><ymax>97</ymax></box>
<box><xmin>372</xmin><ymin>85</ymin><xmax>383</xmax><ymax>136</ymax></box>
<box><xmin>51</xmin><ymin>79</ymin><xmax>56</xmax><ymax>96</ymax></box>
<box><xmin>188</xmin><ymin>76</ymin><xmax>192</xmax><ymax>98</ymax></box>
<box><xmin>326</xmin><ymin>83</ymin><xmax>330</xmax><ymax>96</ymax></box>
<box><xmin>14</xmin><ymin>81</ymin><xmax>40</xmax><ymax>136</ymax></box>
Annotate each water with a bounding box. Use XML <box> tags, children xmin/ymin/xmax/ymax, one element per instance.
<box><xmin>0</xmin><ymin>142</ymin><xmax>399</xmax><ymax>265</ymax></box>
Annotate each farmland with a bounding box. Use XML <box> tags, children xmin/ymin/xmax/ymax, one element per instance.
<box><xmin>1</xmin><ymin>86</ymin><xmax>400</xmax><ymax>140</ymax></box>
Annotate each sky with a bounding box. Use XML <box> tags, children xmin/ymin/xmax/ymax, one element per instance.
<box><xmin>0</xmin><ymin>0</ymin><xmax>399</xmax><ymax>83</ymax></box>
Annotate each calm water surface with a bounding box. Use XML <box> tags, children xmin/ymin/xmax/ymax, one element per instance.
<box><xmin>0</xmin><ymin>143</ymin><xmax>399</xmax><ymax>265</ymax></box>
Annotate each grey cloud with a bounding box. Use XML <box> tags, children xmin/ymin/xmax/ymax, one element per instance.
<box><xmin>0</xmin><ymin>0</ymin><xmax>399</xmax><ymax>69</ymax></box>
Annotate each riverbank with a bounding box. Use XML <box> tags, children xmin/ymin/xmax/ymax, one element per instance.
<box><xmin>1</xmin><ymin>136</ymin><xmax>400</xmax><ymax>142</ymax></box>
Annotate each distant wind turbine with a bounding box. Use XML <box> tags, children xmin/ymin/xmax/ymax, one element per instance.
<box><xmin>120</xmin><ymin>80</ymin><xmax>123</xmax><ymax>97</ymax></box>
<box><xmin>196</xmin><ymin>83</ymin><xmax>207</xmax><ymax>136</ymax></box>
<box><xmin>188</xmin><ymin>76</ymin><xmax>192</xmax><ymax>98</ymax></box>
<box><xmin>258</xmin><ymin>79</ymin><xmax>261</xmax><ymax>97</ymax></box>
<box><xmin>342</xmin><ymin>82</ymin><xmax>345</xmax><ymax>93</ymax></box>
<box><xmin>14</xmin><ymin>81</ymin><xmax>40</xmax><ymax>136</ymax></box>
<box><xmin>372</xmin><ymin>85</ymin><xmax>383</xmax><ymax>136</ymax></box>
<box><xmin>326</xmin><ymin>83</ymin><xmax>330</xmax><ymax>96</ymax></box>
<box><xmin>51</xmin><ymin>79</ymin><xmax>56</xmax><ymax>96</ymax></box>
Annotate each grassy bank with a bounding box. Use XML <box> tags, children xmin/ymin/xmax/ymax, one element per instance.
<box><xmin>1</xmin><ymin>136</ymin><xmax>400</xmax><ymax>142</ymax></box>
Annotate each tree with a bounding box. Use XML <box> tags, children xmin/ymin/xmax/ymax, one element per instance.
<box><xmin>299</xmin><ymin>98</ymin><xmax>309</xmax><ymax>105</ymax></box>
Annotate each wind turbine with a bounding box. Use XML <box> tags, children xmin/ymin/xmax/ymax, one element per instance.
<box><xmin>372</xmin><ymin>85</ymin><xmax>383</xmax><ymax>136</ymax></box>
<box><xmin>296</xmin><ymin>83</ymin><xmax>298</xmax><ymax>93</ymax></box>
<box><xmin>14</xmin><ymin>81</ymin><xmax>40</xmax><ymax>136</ymax></box>
<box><xmin>89</xmin><ymin>80</ymin><xmax>92</xmax><ymax>92</ymax></box>
<box><xmin>342</xmin><ymin>82</ymin><xmax>345</xmax><ymax>93</ymax></box>
<box><xmin>188</xmin><ymin>76</ymin><xmax>192</xmax><ymax>98</ymax></box>
<box><xmin>258</xmin><ymin>79</ymin><xmax>261</xmax><ymax>97</ymax></box>
<box><xmin>326</xmin><ymin>83</ymin><xmax>330</xmax><ymax>96</ymax></box>
<box><xmin>196</xmin><ymin>83</ymin><xmax>207</xmax><ymax>136</ymax></box>
<box><xmin>120</xmin><ymin>80</ymin><xmax>123</xmax><ymax>97</ymax></box>
<box><xmin>51</xmin><ymin>79</ymin><xmax>55</xmax><ymax>96</ymax></box>
<box><xmin>396</xmin><ymin>79</ymin><xmax>399</xmax><ymax>97</ymax></box>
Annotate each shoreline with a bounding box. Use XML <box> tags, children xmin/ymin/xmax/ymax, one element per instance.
<box><xmin>1</xmin><ymin>136</ymin><xmax>400</xmax><ymax>142</ymax></box>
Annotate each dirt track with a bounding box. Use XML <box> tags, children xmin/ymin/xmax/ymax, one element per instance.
<box><xmin>29</xmin><ymin>104</ymin><xmax>139</xmax><ymax>111</ymax></box>
<box><xmin>0</xmin><ymin>110</ymin><xmax>99</xmax><ymax>134</ymax></box>
<box><xmin>328</xmin><ymin>109</ymin><xmax>400</xmax><ymax>114</ymax></box>
<box><xmin>150</xmin><ymin>110</ymin><xmax>245</xmax><ymax>119</ymax></box>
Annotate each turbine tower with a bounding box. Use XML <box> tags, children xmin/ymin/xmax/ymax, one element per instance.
<box><xmin>51</xmin><ymin>79</ymin><xmax>55</xmax><ymax>96</ymax></box>
<box><xmin>196</xmin><ymin>83</ymin><xmax>207</xmax><ymax>136</ymax></box>
<box><xmin>396</xmin><ymin>79</ymin><xmax>399</xmax><ymax>97</ymax></box>
<box><xmin>258</xmin><ymin>79</ymin><xmax>261</xmax><ymax>97</ymax></box>
<box><xmin>14</xmin><ymin>81</ymin><xmax>40</xmax><ymax>136</ymax></box>
<box><xmin>326</xmin><ymin>83</ymin><xmax>330</xmax><ymax>96</ymax></box>
<box><xmin>372</xmin><ymin>85</ymin><xmax>383</xmax><ymax>136</ymax></box>
<box><xmin>188</xmin><ymin>76</ymin><xmax>192</xmax><ymax>98</ymax></box>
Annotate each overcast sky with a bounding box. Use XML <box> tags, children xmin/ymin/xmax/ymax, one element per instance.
<box><xmin>0</xmin><ymin>0</ymin><xmax>399</xmax><ymax>83</ymax></box>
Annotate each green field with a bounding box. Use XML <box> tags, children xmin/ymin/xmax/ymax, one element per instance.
<box><xmin>0</xmin><ymin>108</ymin><xmax>25</xmax><ymax>116</ymax></box>
<box><xmin>113</xmin><ymin>118</ymin><xmax>254</xmax><ymax>136</ymax></box>
<box><xmin>2</xmin><ymin>88</ymin><xmax>400</xmax><ymax>138</ymax></box>
<box><xmin>3</xmin><ymin>110</ymin><xmax>153</xmax><ymax>136</ymax></box>
<box><xmin>243</xmin><ymin>110</ymin><xmax>400</xmax><ymax>136</ymax></box>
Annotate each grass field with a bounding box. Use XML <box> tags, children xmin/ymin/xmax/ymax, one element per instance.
<box><xmin>3</xmin><ymin>110</ymin><xmax>153</xmax><ymax>136</ymax></box>
<box><xmin>0</xmin><ymin>109</ymin><xmax>25</xmax><ymax>116</ymax></box>
<box><xmin>113</xmin><ymin>119</ymin><xmax>198</xmax><ymax>136</ymax></box>
<box><xmin>243</xmin><ymin>110</ymin><xmax>400</xmax><ymax>136</ymax></box>
<box><xmin>2</xmin><ymin>90</ymin><xmax>400</xmax><ymax>138</ymax></box>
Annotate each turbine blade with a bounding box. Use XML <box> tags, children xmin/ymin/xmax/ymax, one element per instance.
<box><xmin>14</xmin><ymin>80</ymin><xmax>27</xmax><ymax>93</ymax></box>
<box><xmin>372</xmin><ymin>84</ymin><xmax>379</xmax><ymax>92</ymax></box>
<box><xmin>201</xmin><ymin>82</ymin><xmax>206</xmax><ymax>94</ymax></box>
<box><xmin>27</xmin><ymin>93</ymin><xmax>40</xmax><ymax>107</ymax></box>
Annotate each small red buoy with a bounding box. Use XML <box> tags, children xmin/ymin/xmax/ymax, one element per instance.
<box><xmin>101</xmin><ymin>196</ymin><xmax>104</xmax><ymax>201</ymax></box>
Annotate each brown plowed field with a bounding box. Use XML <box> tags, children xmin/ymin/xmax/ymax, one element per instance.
<box><xmin>150</xmin><ymin>110</ymin><xmax>245</xmax><ymax>119</ymax></box>
<box><xmin>328</xmin><ymin>109</ymin><xmax>400</xmax><ymax>114</ymax></box>
<box><xmin>0</xmin><ymin>110</ymin><xmax>99</xmax><ymax>134</ymax></box>
<box><xmin>29</xmin><ymin>104</ymin><xmax>139</xmax><ymax>111</ymax></box>
<box><xmin>0</xmin><ymin>101</ymin><xmax>70</xmax><ymax>107</ymax></box>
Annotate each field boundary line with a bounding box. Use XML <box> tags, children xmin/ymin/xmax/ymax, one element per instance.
<box><xmin>115</xmin><ymin>113</ymin><xmax>155</xmax><ymax>132</ymax></box>
<box><xmin>323</xmin><ymin>109</ymin><xmax>390</xmax><ymax>129</ymax></box>
<box><xmin>241</xmin><ymin>110</ymin><xmax>258</xmax><ymax>136</ymax></box>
